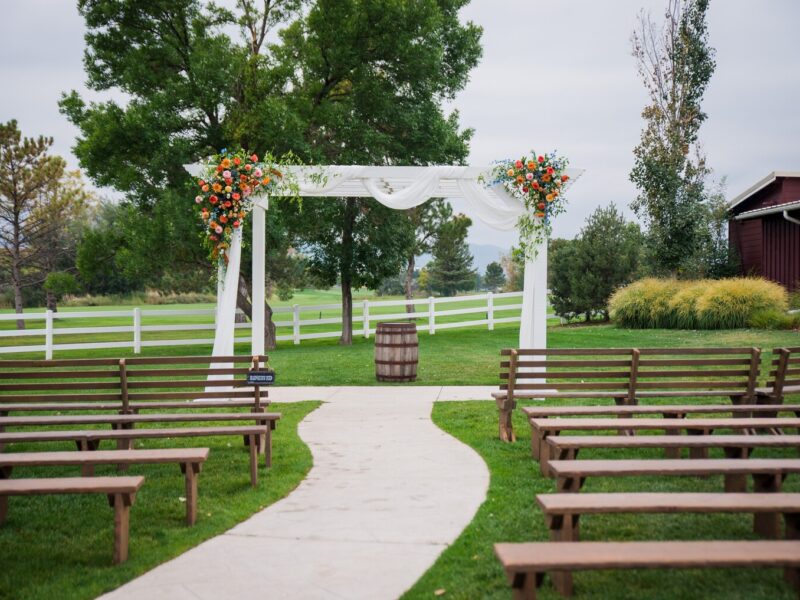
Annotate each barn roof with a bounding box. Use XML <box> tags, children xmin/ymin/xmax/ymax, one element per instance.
<box><xmin>732</xmin><ymin>198</ymin><xmax>800</xmax><ymax>221</ymax></box>
<box><xmin>728</xmin><ymin>171</ymin><xmax>800</xmax><ymax>211</ymax></box>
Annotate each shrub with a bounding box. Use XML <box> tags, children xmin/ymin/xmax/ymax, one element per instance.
<box><xmin>747</xmin><ymin>309</ymin><xmax>799</xmax><ymax>330</ymax></box>
<box><xmin>695</xmin><ymin>277</ymin><xmax>788</xmax><ymax>329</ymax></box>
<box><xmin>609</xmin><ymin>277</ymin><xmax>789</xmax><ymax>329</ymax></box>
<box><xmin>608</xmin><ymin>278</ymin><xmax>680</xmax><ymax>328</ymax></box>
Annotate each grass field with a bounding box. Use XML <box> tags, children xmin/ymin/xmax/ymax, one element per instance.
<box><xmin>0</xmin><ymin>402</ymin><xmax>321</xmax><ymax>600</ymax></box>
<box><xmin>402</xmin><ymin>400</ymin><xmax>800</xmax><ymax>600</ymax></box>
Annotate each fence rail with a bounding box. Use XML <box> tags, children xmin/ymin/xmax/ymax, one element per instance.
<box><xmin>0</xmin><ymin>291</ymin><xmax>551</xmax><ymax>358</ymax></box>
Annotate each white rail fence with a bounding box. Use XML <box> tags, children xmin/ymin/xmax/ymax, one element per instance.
<box><xmin>0</xmin><ymin>291</ymin><xmax>550</xmax><ymax>358</ymax></box>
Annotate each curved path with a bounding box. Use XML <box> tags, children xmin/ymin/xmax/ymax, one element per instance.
<box><xmin>102</xmin><ymin>387</ymin><xmax>490</xmax><ymax>600</ymax></box>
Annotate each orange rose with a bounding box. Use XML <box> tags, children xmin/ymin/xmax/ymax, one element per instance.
<box><xmin>526</xmin><ymin>161</ymin><xmax>536</xmax><ymax>170</ymax></box>
<box><xmin>262</xmin><ymin>176</ymin><xmax>271</xmax><ymax>185</ymax></box>
<box><xmin>506</xmin><ymin>168</ymin><xmax>515</xmax><ymax>177</ymax></box>
<box><xmin>542</xmin><ymin>174</ymin><xmax>551</xmax><ymax>182</ymax></box>
<box><xmin>212</xmin><ymin>182</ymin><xmax>222</xmax><ymax>192</ymax></box>
<box><xmin>221</xmin><ymin>158</ymin><xmax>231</xmax><ymax>168</ymax></box>
<box><xmin>233</xmin><ymin>157</ymin><xmax>241</xmax><ymax>166</ymax></box>
<box><xmin>535</xmin><ymin>211</ymin><xmax>545</xmax><ymax>218</ymax></box>
<box><xmin>516</xmin><ymin>175</ymin><xmax>524</xmax><ymax>184</ymax></box>
<box><xmin>202</xmin><ymin>185</ymin><xmax>210</xmax><ymax>192</ymax></box>
<box><xmin>546</xmin><ymin>194</ymin><xmax>554</xmax><ymax>202</ymax></box>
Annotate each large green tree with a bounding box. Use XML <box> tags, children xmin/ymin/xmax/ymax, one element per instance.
<box><xmin>629</xmin><ymin>0</ymin><xmax>716</xmax><ymax>275</ymax></box>
<box><xmin>277</xmin><ymin>0</ymin><xmax>482</xmax><ymax>343</ymax></box>
<box><xmin>61</xmin><ymin>0</ymin><xmax>306</xmax><ymax>348</ymax></box>
<box><xmin>549</xmin><ymin>205</ymin><xmax>643</xmax><ymax>321</ymax></box>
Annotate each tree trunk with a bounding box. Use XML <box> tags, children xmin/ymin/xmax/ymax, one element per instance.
<box><xmin>339</xmin><ymin>198</ymin><xmax>356</xmax><ymax>345</ymax></box>
<box><xmin>404</xmin><ymin>254</ymin><xmax>415</xmax><ymax>314</ymax></box>
<box><xmin>46</xmin><ymin>291</ymin><xmax>57</xmax><ymax>313</ymax></box>
<box><xmin>11</xmin><ymin>261</ymin><xmax>25</xmax><ymax>331</ymax></box>
<box><xmin>236</xmin><ymin>274</ymin><xmax>277</xmax><ymax>350</ymax></box>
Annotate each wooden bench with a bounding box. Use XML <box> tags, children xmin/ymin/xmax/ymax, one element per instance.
<box><xmin>758</xmin><ymin>347</ymin><xmax>800</xmax><ymax>404</ymax></box>
<box><xmin>0</xmin><ymin>355</ymin><xmax>270</xmax><ymax>414</ymax></box>
<box><xmin>537</xmin><ymin>492</ymin><xmax>800</xmax><ymax>595</ymax></box>
<box><xmin>531</xmin><ymin>417</ymin><xmax>800</xmax><ymax>475</ymax></box>
<box><xmin>0</xmin><ymin>425</ymin><xmax>272</xmax><ymax>486</ymax></box>
<box><xmin>0</xmin><ymin>448</ymin><xmax>208</xmax><ymax>525</ymax></box>
<box><xmin>522</xmin><ymin>403</ymin><xmax>799</xmax><ymax>420</ymax></box>
<box><xmin>0</xmin><ymin>475</ymin><xmax>144</xmax><ymax>564</ymax></box>
<box><xmin>494</xmin><ymin>347</ymin><xmax>762</xmax><ymax>442</ymax></box>
<box><xmin>494</xmin><ymin>540</ymin><xmax>800</xmax><ymax>599</ymax></box>
<box><xmin>547</xmin><ymin>434</ymin><xmax>800</xmax><ymax>462</ymax></box>
<box><xmin>548</xmin><ymin>459</ymin><xmax>800</xmax><ymax>511</ymax></box>
<box><xmin>539</xmin><ymin>491</ymin><xmax>800</xmax><ymax>541</ymax></box>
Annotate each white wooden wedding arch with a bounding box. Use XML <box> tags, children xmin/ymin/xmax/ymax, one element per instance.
<box><xmin>184</xmin><ymin>164</ymin><xmax>582</xmax><ymax>357</ymax></box>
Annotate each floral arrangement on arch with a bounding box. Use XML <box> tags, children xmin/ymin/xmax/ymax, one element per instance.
<box><xmin>489</xmin><ymin>151</ymin><xmax>570</xmax><ymax>259</ymax></box>
<box><xmin>194</xmin><ymin>149</ymin><xmax>283</xmax><ymax>263</ymax></box>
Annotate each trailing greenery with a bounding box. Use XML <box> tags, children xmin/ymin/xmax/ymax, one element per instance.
<box><xmin>609</xmin><ymin>277</ymin><xmax>789</xmax><ymax>329</ymax></box>
<box><xmin>0</xmin><ymin>401</ymin><xmax>320</xmax><ymax>600</ymax></box>
<box><xmin>402</xmin><ymin>401</ymin><xmax>799</xmax><ymax>600</ymax></box>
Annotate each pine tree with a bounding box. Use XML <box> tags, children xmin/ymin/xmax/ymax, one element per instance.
<box><xmin>427</xmin><ymin>214</ymin><xmax>475</xmax><ymax>297</ymax></box>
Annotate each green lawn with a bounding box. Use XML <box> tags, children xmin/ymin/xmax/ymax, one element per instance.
<box><xmin>0</xmin><ymin>401</ymin><xmax>321</xmax><ymax>600</ymax></box>
<box><xmin>402</xmin><ymin>400</ymin><xmax>800</xmax><ymax>600</ymax></box>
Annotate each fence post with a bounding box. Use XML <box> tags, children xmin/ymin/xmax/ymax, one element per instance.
<box><xmin>292</xmin><ymin>304</ymin><xmax>300</xmax><ymax>345</ymax></box>
<box><xmin>487</xmin><ymin>292</ymin><xmax>494</xmax><ymax>331</ymax></box>
<box><xmin>428</xmin><ymin>296</ymin><xmax>436</xmax><ymax>335</ymax></box>
<box><xmin>133</xmin><ymin>308</ymin><xmax>142</xmax><ymax>354</ymax></box>
<box><xmin>363</xmin><ymin>299</ymin><xmax>370</xmax><ymax>338</ymax></box>
<box><xmin>45</xmin><ymin>310</ymin><xmax>53</xmax><ymax>360</ymax></box>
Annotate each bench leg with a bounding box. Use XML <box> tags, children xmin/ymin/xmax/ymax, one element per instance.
<box><xmin>181</xmin><ymin>463</ymin><xmax>199</xmax><ymax>526</ymax></box>
<box><xmin>248</xmin><ymin>434</ymin><xmax>258</xmax><ymax>487</ymax></box>
<box><xmin>0</xmin><ymin>496</ymin><xmax>7</xmax><ymax>525</ymax></box>
<box><xmin>753</xmin><ymin>473</ymin><xmax>783</xmax><ymax>538</ymax></box>
<box><xmin>263</xmin><ymin>426</ymin><xmax>272</xmax><ymax>469</ymax></box>
<box><xmin>0</xmin><ymin>466</ymin><xmax>12</xmax><ymax>480</ymax></box>
<box><xmin>785</xmin><ymin>513</ymin><xmax>799</xmax><ymax>540</ymax></box>
<box><xmin>111</xmin><ymin>493</ymin><xmax>133</xmax><ymax>564</ymax></box>
<box><xmin>557</xmin><ymin>476</ymin><xmax>584</xmax><ymax>493</ymax></box>
<box><xmin>687</xmin><ymin>428</ymin><xmax>710</xmax><ymax>460</ymax></box>
<box><xmin>662</xmin><ymin>413</ymin><xmax>684</xmax><ymax>458</ymax></box>
<box><xmin>499</xmin><ymin>407</ymin><xmax>515</xmax><ymax>443</ymax></box>
<box><xmin>531</xmin><ymin>426</ymin><xmax>542</xmax><ymax>460</ymax></box>
<box><xmin>511</xmin><ymin>571</ymin><xmax>543</xmax><ymax>600</ymax></box>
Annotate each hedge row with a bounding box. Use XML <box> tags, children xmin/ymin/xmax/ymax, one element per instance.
<box><xmin>608</xmin><ymin>277</ymin><xmax>790</xmax><ymax>329</ymax></box>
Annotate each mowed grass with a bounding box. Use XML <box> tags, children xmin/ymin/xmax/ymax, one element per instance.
<box><xmin>402</xmin><ymin>400</ymin><xmax>800</xmax><ymax>600</ymax></box>
<box><xmin>2</xmin><ymin>322</ymin><xmax>796</xmax><ymax>386</ymax></box>
<box><xmin>0</xmin><ymin>401</ymin><xmax>320</xmax><ymax>600</ymax></box>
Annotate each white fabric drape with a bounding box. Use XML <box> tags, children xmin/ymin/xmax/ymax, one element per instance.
<box><xmin>207</xmin><ymin>228</ymin><xmax>242</xmax><ymax>386</ymax></box>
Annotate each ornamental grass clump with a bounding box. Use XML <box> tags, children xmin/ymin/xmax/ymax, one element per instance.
<box><xmin>609</xmin><ymin>276</ymin><xmax>788</xmax><ymax>329</ymax></box>
<box><xmin>695</xmin><ymin>277</ymin><xmax>788</xmax><ymax>329</ymax></box>
<box><xmin>608</xmin><ymin>278</ymin><xmax>679</xmax><ymax>328</ymax></box>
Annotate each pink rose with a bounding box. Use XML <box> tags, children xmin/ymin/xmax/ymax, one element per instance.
<box><xmin>525</xmin><ymin>173</ymin><xmax>533</xmax><ymax>181</ymax></box>
<box><xmin>215</xmin><ymin>225</ymin><xmax>223</xmax><ymax>234</ymax></box>
<box><xmin>222</xmin><ymin>170</ymin><xmax>232</xmax><ymax>178</ymax></box>
<box><xmin>253</xmin><ymin>168</ymin><xmax>263</xmax><ymax>177</ymax></box>
<box><xmin>195</xmin><ymin>196</ymin><xmax>203</xmax><ymax>203</ymax></box>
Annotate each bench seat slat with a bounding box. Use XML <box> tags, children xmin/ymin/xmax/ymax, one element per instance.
<box><xmin>0</xmin><ymin>449</ymin><xmax>209</xmax><ymax>467</ymax></box>
<box><xmin>495</xmin><ymin>540</ymin><xmax>800</xmax><ymax>570</ymax></box>
<box><xmin>0</xmin><ymin>476</ymin><xmax>144</xmax><ymax>495</ymax></box>
<box><xmin>530</xmin><ymin>417</ymin><xmax>800</xmax><ymax>431</ymax></box>
<box><xmin>0</xmin><ymin>425</ymin><xmax>271</xmax><ymax>444</ymax></box>
<box><xmin>0</xmin><ymin>412</ymin><xmax>280</xmax><ymax>427</ymax></box>
<box><xmin>548</xmin><ymin>434</ymin><xmax>800</xmax><ymax>450</ymax></box>
<box><xmin>537</xmin><ymin>492</ymin><xmax>800</xmax><ymax>514</ymax></box>
<box><xmin>548</xmin><ymin>458</ymin><xmax>800</xmax><ymax>477</ymax></box>
<box><xmin>522</xmin><ymin>404</ymin><xmax>799</xmax><ymax>418</ymax></box>
<box><xmin>0</xmin><ymin>400</ymin><xmax>264</xmax><ymax>412</ymax></box>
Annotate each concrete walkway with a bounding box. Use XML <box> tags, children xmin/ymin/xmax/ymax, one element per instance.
<box><xmin>102</xmin><ymin>387</ymin><xmax>491</xmax><ymax>600</ymax></box>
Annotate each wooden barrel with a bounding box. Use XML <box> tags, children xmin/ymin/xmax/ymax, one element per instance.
<box><xmin>375</xmin><ymin>322</ymin><xmax>419</xmax><ymax>382</ymax></box>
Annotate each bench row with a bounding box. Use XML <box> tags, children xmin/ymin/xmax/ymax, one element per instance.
<box><xmin>493</xmin><ymin>346</ymin><xmax>800</xmax><ymax>441</ymax></box>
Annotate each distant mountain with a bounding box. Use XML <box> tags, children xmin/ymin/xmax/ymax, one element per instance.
<box><xmin>418</xmin><ymin>243</ymin><xmax>508</xmax><ymax>274</ymax></box>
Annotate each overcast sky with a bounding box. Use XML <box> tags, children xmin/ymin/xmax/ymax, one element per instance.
<box><xmin>2</xmin><ymin>0</ymin><xmax>799</xmax><ymax>250</ymax></box>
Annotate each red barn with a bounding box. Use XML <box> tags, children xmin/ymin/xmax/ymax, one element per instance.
<box><xmin>729</xmin><ymin>172</ymin><xmax>800</xmax><ymax>291</ymax></box>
